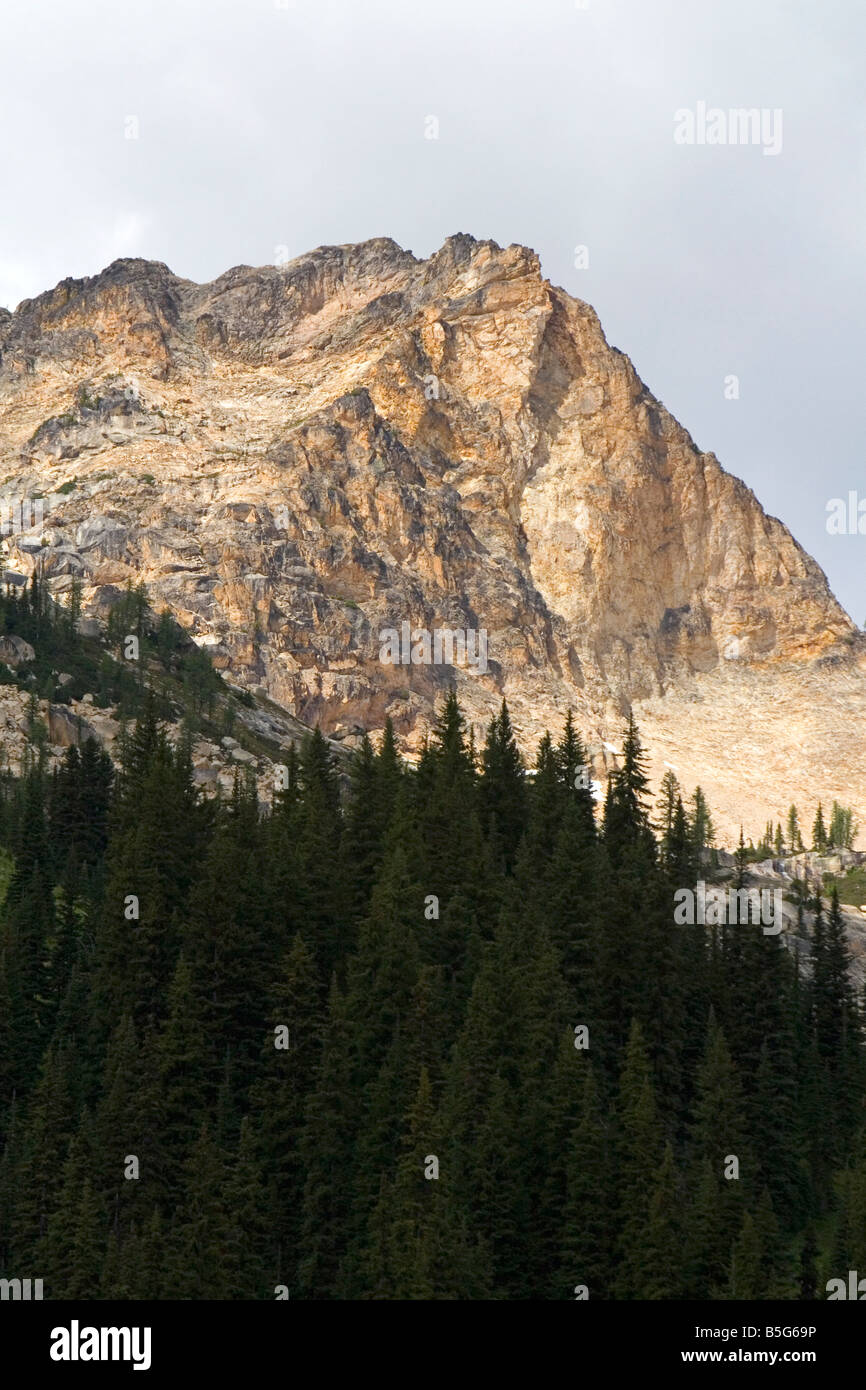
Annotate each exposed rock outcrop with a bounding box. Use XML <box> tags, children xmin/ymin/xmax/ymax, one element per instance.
<box><xmin>1</xmin><ymin>235</ymin><xmax>863</xmax><ymax>840</ymax></box>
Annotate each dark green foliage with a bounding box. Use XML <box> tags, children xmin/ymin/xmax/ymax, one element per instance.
<box><xmin>0</xmin><ymin>691</ymin><xmax>862</xmax><ymax>1300</ymax></box>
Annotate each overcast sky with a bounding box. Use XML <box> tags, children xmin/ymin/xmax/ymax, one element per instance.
<box><xmin>1</xmin><ymin>0</ymin><xmax>863</xmax><ymax>621</ymax></box>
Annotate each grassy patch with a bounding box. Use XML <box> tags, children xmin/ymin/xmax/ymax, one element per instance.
<box><xmin>824</xmin><ymin>866</ymin><xmax>866</xmax><ymax>906</ymax></box>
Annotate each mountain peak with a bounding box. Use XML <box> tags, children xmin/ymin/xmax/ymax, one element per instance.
<box><xmin>1</xmin><ymin>236</ymin><xmax>863</xmax><ymax>839</ymax></box>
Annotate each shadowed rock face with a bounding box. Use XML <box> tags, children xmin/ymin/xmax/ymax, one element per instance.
<box><xmin>1</xmin><ymin>233</ymin><xmax>864</xmax><ymax>840</ymax></box>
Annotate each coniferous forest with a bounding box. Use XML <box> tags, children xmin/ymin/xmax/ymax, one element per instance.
<box><xmin>1</xmin><ymin>686</ymin><xmax>865</xmax><ymax>1301</ymax></box>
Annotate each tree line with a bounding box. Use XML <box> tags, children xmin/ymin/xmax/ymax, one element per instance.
<box><xmin>0</xmin><ymin>693</ymin><xmax>865</xmax><ymax>1298</ymax></box>
<box><xmin>755</xmin><ymin>802</ymin><xmax>858</xmax><ymax>858</ymax></box>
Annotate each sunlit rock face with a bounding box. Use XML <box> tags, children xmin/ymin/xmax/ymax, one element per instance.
<box><xmin>2</xmin><ymin>234</ymin><xmax>864</xmax><ymax>841</ymax></box>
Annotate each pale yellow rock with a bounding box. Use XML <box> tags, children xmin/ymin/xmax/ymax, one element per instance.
<box><xmin>1</xmin><ymin>234</ymin><xmax>863</xmax><ymax>843</ymax></box>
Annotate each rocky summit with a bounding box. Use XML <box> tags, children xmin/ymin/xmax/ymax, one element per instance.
<box><xmin>0</xmin><ymin>234</ymin><xmax>863</xmax><ymax>841</ymax></box>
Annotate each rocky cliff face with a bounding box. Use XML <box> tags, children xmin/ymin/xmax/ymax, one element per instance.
<box><xmin>1</xmin><ymin>234</ymin><xmax>864</xmax><ymax>840</ymax></box>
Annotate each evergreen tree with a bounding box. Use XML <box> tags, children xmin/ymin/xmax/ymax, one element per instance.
<box><xmin>655</xmin><ymin>769</ymin><xmax>680</xmax><ymax>852</ymax></box>
<box><xmin>728</xmin><ymin>1211</ymin><xmax>766</xmax><ymax>1299</ymax></box>
<box><xmin>559</xmin><ymin>1059</ymin><xmax>614</xmax><ymax>1299</ymax></box>
<box><xmin>603</xmin><ymin>715</ymin><xmax>653</xmax><ymax>861</ymax></box>
<box><xmin>369</xmin><ymin>1067</ymin><xmax>486</xmax><ymax>1299</ymax></box>
<box><xmin>248</xmin><ymin>932</ymin><xmax>322</xmax><ymax>1287</ymax></box>
<box><xmin>689</xmin><ymin>786</ymin><xmax>715</xmax><ymax>863</ymax></box>
<box><xmin>223</xmin><ymin>1117</ymin><xmax>269</xmax><ymax>1298</ymax></box>
<box><xmin>295</xmin><ymin>729</ymin><xmax>347</xmax><ymax>983</ymax></box>
<box><xmin>0</xmin><ymin>680</ymin><xmax>864</xmax><ymax>1304</ymax></box>
<box><xmin>297</xmin><ymin>978</ymin><xmax>356</xmax><ymax>1298</ymax></box>
<box><xmin>478</xmin><ymin>700</ymin><xmax>527</xmax><ymax>873</ymax></box>
<box><xmin>164</xmin><ymin>1123</ymin><xmax>233</xmax><ymax>1299</ymax></box>
<box><xmin>812</xmin><ymin>803</ymin><xmax>828</xmax><ymax>854</ymax></box>
<box><xmin>786</xmin><ymin>804</ymin><xmax>804</xmax><ymax>854</ymax></box>
<box><xmin>616</xmin><ymin>1020</ymin><xmax>665</xmax><ymax>1297</ymax></box>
